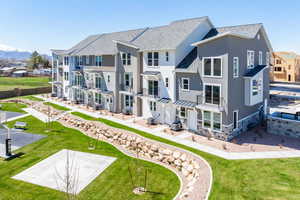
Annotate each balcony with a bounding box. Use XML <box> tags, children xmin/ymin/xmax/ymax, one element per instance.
<box><xmin>196</xmin><ymin>95</ymin><xmax>226</xmax><ymax>112</ymax></box>
<box><xmin>120</xmin><ymin>84</ymin><xmax>133</xmax><ymax>93</ymax></box>
<box><xmin>141</xmin><ymin>88</ymin><xmax>159</xmax><ymax>99</ymax></box>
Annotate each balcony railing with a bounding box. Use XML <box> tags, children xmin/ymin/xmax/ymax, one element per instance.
<box><xmin>142</xmin><ymin>88</ymin><xmax>159</xmax><ymax>99</ymax></box>
<box><xmin>196</xmin><ymin>95</ymin><xmax>226</xmax><ymax>112</ymax></box>
<box><xmin>120</xmin><ymin>84</ymin><xmax>133</xmax><ymax>93</ymax></box>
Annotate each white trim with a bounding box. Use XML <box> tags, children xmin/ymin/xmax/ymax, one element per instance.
<box><xmin>202</xmin><ymin>110</ymin><xmax>222</xmax><ymax>132</ymax></box>
<box><xmin>203</xmin><ymin>83</ymin><xmax>222</xmax><ymax>106</ymax></box>
<box><xmin>233</xmin><ymin>110</ymin><xmax>239</xmax><ymax>130</ymax></box>
<box><xmin>247</xmin><ymin>50</ymin><xmax>255</xmax><ymax>69</ymax></box>
<box><xmin>191</xmin><ymin>31</ymin><xmax>252</xmax><ymax>46</ymax></box>
<box><xmin>259</xmin><ymin>51</ymin><xmax>263</xmax><ymax>65</ymax></box>
<box><xmin>202</xmin><ymin>57</ymin><xmax>223</xmax><ymax>78</ymax></box>
<box><xmin>181</xmin><ymin>77</ymin><xmax>190</xmax><ymax>91</ymax></box>
<box><xmin>233</xmin><ymin>57</ymin><xmax>239</xmax><ymax>78</ymax></box>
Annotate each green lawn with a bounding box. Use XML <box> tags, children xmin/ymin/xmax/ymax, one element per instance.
<box><xmin>0</xmin><ymin>116</ymin><xmax>180</xmax><ymax>200</ymax></box>
<box><xmin>0</xmin><ymin>102</ymin><xmax>27</xmax><ymax>113</ymax></box>
<box><xmin>22</xmin><ymin>95</ymin><xmax>44</xmax><ymax>102</ymax></box>
<box><xmin>0</xmin><ymin>77</ymin><xmax>50</xmax><ymax>91</ymax></box>
<box><xmin>72</xmin><ymin>112</ymin><xmax>300</xmax><ymax>200</ymax></box>
<box><xmin>44</xmin><ymin>102</ymin><xmax>70</xmax><ymax>111</ymax></box>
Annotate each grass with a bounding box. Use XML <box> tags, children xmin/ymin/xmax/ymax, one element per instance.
<box><xmin>21</xmin><ymin>95</ymin><xmax>44</xmax><ymax>102</ymax></box>
<box><xmin>0</xmin><ymin>116</ymin><xmax>180</xmax><ymax>200</ymax></box>
<box><xmin>0</xmin><ymin>102</ymin><xmax>27</xmax><ymax>113</ymax></box>
<box><xmin>72</xmin><ymin>111</ymin><xmax>300</xmax><ymax>200</ymax></box>
<box><xmin>0</xmin><ymin>77</ymin><xmax>50</xmax><ymax>91</ymax></box>
<box><xmin>44</xmin><ymin>102</ymin><xmax>70</xmax><ymax>111</ymax></box>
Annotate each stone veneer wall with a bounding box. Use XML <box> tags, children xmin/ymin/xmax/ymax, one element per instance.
<box><xmin>214</xmin><ymin>112</ymin><xmax>261</xmax><ymax>141</ymax></box>
<box><xmin>267</xmin><ymin>116</ymin><xmax>300</xmax><ymax>138</ymax></box>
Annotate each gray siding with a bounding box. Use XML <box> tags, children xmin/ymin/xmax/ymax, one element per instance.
<box><xmin>226</xmin><ymin>29</ymin><xmax>270</xmax><ymax>124</ymax></box>
<box><xmin>176</xmin><ymin>72</ymin><xmax>203</xmax><ymax>103</ymax></box>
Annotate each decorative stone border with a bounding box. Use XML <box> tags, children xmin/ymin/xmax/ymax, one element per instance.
<box><xmin>3</xmin><ymin>98</ymin><xmax>213</xmax><ymax>200</ymax></box>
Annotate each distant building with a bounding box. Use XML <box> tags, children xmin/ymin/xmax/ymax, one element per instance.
<box><xmin>12</xmin><ymin>70</ymin><xmax>28</xmax><ymax>77</ymax></box>
<box><xmin>270</xmin><ymin>52</ymin><xmax>300</xmax><ymax>82</ymax></box>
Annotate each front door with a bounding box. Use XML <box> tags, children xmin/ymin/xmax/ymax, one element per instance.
<box><xmin>187</xmin><ymin>110</ymin><xmax>197</xmax><ymax>131</ymax></box>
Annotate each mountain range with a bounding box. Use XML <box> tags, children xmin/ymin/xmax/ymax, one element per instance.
<box><xmin>0</xmin><ymin>44</ymin><xmax>50</xmax><ymax>60</ymax></box>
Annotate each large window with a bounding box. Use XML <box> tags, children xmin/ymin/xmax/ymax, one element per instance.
<box><xmin>148</xmin><ymin>80</ymin><xmax>158</xmax><ymax>96</ymax></box>
<box><xmin>64</xmin><ymin>72</ymin><xmax>69</xmax><ymax>81</ymax></box>
<box><xmin>233</xmin><ymin>57</ymin><xmax>239</xmax><ymax>78</ymax></box>
<box><xmin>247</xmin><ymin>50</ymin><xmax>255</xmax><ymax>69</ymax></box>
<box><xmin>79</xmin><ymin>56</ymin><xmax>83</xmax><ymax>66</ymax></box>
<box><xmin>95</xmin><ymin>56</ymin><xmax>102</xmax><ymax>66</ymax></box>
<box><xmin>74</xmin><ymin>74</ymin><xmax>83</xmax><ymax>86</ymax></box>
<box><xmin>259</xmin><ymin>51</ymin><xmax>263</xmax><ymax>65</ymax></box>
<box><xmin>179</xmin><ymin>107</ymin><xmax>187</xmax><ymax>118</ymax></box>
<box><xmin>86</xmin><ymin>56</ymin><xmax>90</xmax><ymax>65</ymax></box>
<box><xmin>276</xmin><ymin>59</ymin><xmax>281</xmax><ymax>65</ymax></box>
<box><xmin>95</xmin><ymin>93</ymin><xmax>102</xmax><ymax>104</ymax></box>
<box><xmin>203</xmin><ymin>111</ymin><xmax>221</xmax><ymax>131</ymax></box>
<box><xmin>124</xmin><ymin>95</ymin><xmax>133</xmax><ymax>107</ymax></box>
<box><xmin>95</xmin><ymin>76</ymin><xmax>102</xmax><ymax>89</ymax></box>
<box><xmin>122</xmin><ymin>53</ymin><xmax>131</xmax><ymax>65</ymax></box>
<box><xmin>124</xmin><ymin>73</ymin><xmax>131</xmax><ymax>87</ymax></box>
<box><xmin>181</xmin><ymin>78</ymin><xmax>189</xmax><ymax>91</ymax></box>
<box><xmin>205</xmin><ymin>85</ymin><xmax>220</xmax><ymax>105</ymax></box>
<box><xmin>150</xmin><ymin>101</ymin><xmax>156</xmax><ymax>111</ymax></box>
<box><xmin>203</xmin><ymin>57</ymin><xmax>222</xmax><ymax>77</ymax></box>
<box><xmin>64</xmin><ymin>56</ymin><xmax>69</xmax><ymax>65</ymax></box>
<box><xmin>147</xmin><ymin>52</ymin><xmax>159</xmax><ymax>66</ymax></box>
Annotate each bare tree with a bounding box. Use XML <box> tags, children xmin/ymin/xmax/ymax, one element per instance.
<box><xmin>55</xmin><ymin>150</ymin><xmax>80</xmax><ymax>200</ymax></box>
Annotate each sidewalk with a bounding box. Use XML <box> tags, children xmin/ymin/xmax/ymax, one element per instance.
<box><xmin>38</xmin><ymin>96</ymin><xmax>300</xmax><ymax>160</ymax></box>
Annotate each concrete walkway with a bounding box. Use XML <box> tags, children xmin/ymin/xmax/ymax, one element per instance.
<box><xmin>37</xmin><ymin>96</ymin><xmax>300</xmax><ymax>160</ymax></box>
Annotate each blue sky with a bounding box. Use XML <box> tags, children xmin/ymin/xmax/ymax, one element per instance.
<box><xmin>0</xmin><ymin>0</ymin><xmax>299</xmax><ymax>55</ymax></box>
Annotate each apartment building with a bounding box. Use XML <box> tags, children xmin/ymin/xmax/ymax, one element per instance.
<box><xmin>270</xmin><ymin>52</ymin><xmax>300</xmax><ymax>82</ymax></box>
<box><xmin>52</xmin><ymin>17</ymin><xmax>272</xmax><ymax>141</ymax></box>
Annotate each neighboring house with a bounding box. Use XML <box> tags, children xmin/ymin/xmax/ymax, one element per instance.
<box><xmin>52</xmin><ymin>17</ymin><xmax>272</xmax><ymax>141</ymax></box>
<box><xmin>270</xmin><ymin>52</ymin><xmax>300</xmax><ymax>82</ymax></box>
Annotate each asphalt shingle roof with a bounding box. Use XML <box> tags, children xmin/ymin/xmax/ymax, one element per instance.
<box><xmin>56</xmin><ymin>17</ymin><xmax>209</xmax><ymax>56</ymax></box>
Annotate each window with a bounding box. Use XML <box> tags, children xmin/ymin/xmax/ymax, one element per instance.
<box><xmin>233</xmin><ymin>57</ymin><xmax>239</xmax><ymax>78</ymax></box>
<box><xmin>205</xmin><ymin>85</ymin><xmax>220</xmax><ymax>105</ymax></box>
<box><xmin>75</xmin><ymin>56</ymin><xmax>79</xmax><ymax>66</ymax></box>
<box><xmin>95</xmin><ymin>76</ymin><xmax>102</xmax><ymax>89</ymax></box>
<box><xmin>288</xmin><ymin>65</ymin><xmax>291</xmax><ymax>70</ymax></box>
<box><xmin>107</xmin><ymin>75</ymin><xmax>110</xmax><ymax>83</ymax></box>
<box><xmin>203</xmin><ymin>57</ymin><xmax>222</xmax><ymax>77</ymax></box>
<box><xmin>79</xmin><ymin>56</ymin><xmax>83</xmax><ymax>65</ymax></box>
<box><xmin>233</xmin><ymin>110</ymin><xmax>238</xmax><ymax>130</ymax></box>
<box><xmin>121</xmin><ymin>53</ymin><xmax>131</xmax><ymax>65</ymax></box>
<box><xmin>247</xmin><ymin>50</ymin><xmax>255</xmax><ymax>69</ymax></box>
<box><xmin>259</xmin><ymin>51</ymin><xmax>263</xmax><ymax>65</ymax></box>
<box><xmin>203</xmin><ymin>111</ymin><xmax>221</xmax><ymax>131</ymax></box>
<box><xmin>124</xmin><ymin>73</ymin><xmax>130</xmax><ymax>86</ymax></box>
<box><xmin>181</xmin><ymin>78</ymin><xmax>189</xmax><ymax>90</ymax></box>
<box><xmin>179</xmin><ymin>107</ymin><xmax>186</xmax><ymax>118</ymax></box>
<box><xmin>64</xmin><ymin>56</ymin><xmax>69</xmax><ymax>65</ymax></box>
<box><xmin>257</xmin><ymin>34</ymin><xmax>260</xmax><ymax>40</ymax></box>
<box><xmin>64</xmin><ymin>72</ymin><xmax>69</xmax><ymax>81</ymax></box>
<box><xmin>266</xmin><ymin>52</ymin><xmax>270</xmax><ymax>66</ymax></box>
<box><xmin>147</xmin><ymin>52</ymin><xmax>159</xmax><ymax>66</ymax></box>
<box><xmin>165</xmin><ymin>52</ymin><xmax>169</xmax><ymax>62</ymax></box>
<box><xmin>95</xmin><ymin>56</ymin><xmax>102</xmax><ymax>66</ymax></box>
<box><xmin>74</xmin><ymin>74</ymin><xmax>83</xmax><ymax>86</ymax></box>
<box><xmin>276</xmin><ymin>59</ymin><xmax>281</xmax><ymax>65</ymax></box>
<box><xmin>252</xmin><ymin>79</ymin><xmax>258</xmax><ymax>96</ymax></box>
<box><xmin>165</xmin><ymin>77</ymin><xmax>169</xmax><ymax>88</ymax></box>
<box><xmin>150</xmin><ymin>101</ymin><xmax>156</xmax><ymax>111</ymax></box>
<box><xmin>86</xmin><ymin>56</ymin><xmax>90</xmax><ymax>65</ymax></box>
<box><xmin>274</xmin><ymin>67</ymin><xmax>282</xmax><ymax>72</ymax></box>
<box><xmin>148</xmin><ymin>80</ymin><xmax>158</xmax><ymax>96</ymax></box>
<box><xmin>95</xmin><ymin>93</ymin><xmax>102</xmax><ymax>104</ymax></box>
<box><xmin>203</xmin><ymin>111</ymin><xmax>211</xmax><ymax>129</ymax></box>
<box><xmin>124</xmin><ymin>95</ymin><xmax>133</xmax><ymax>107</ymax></box>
